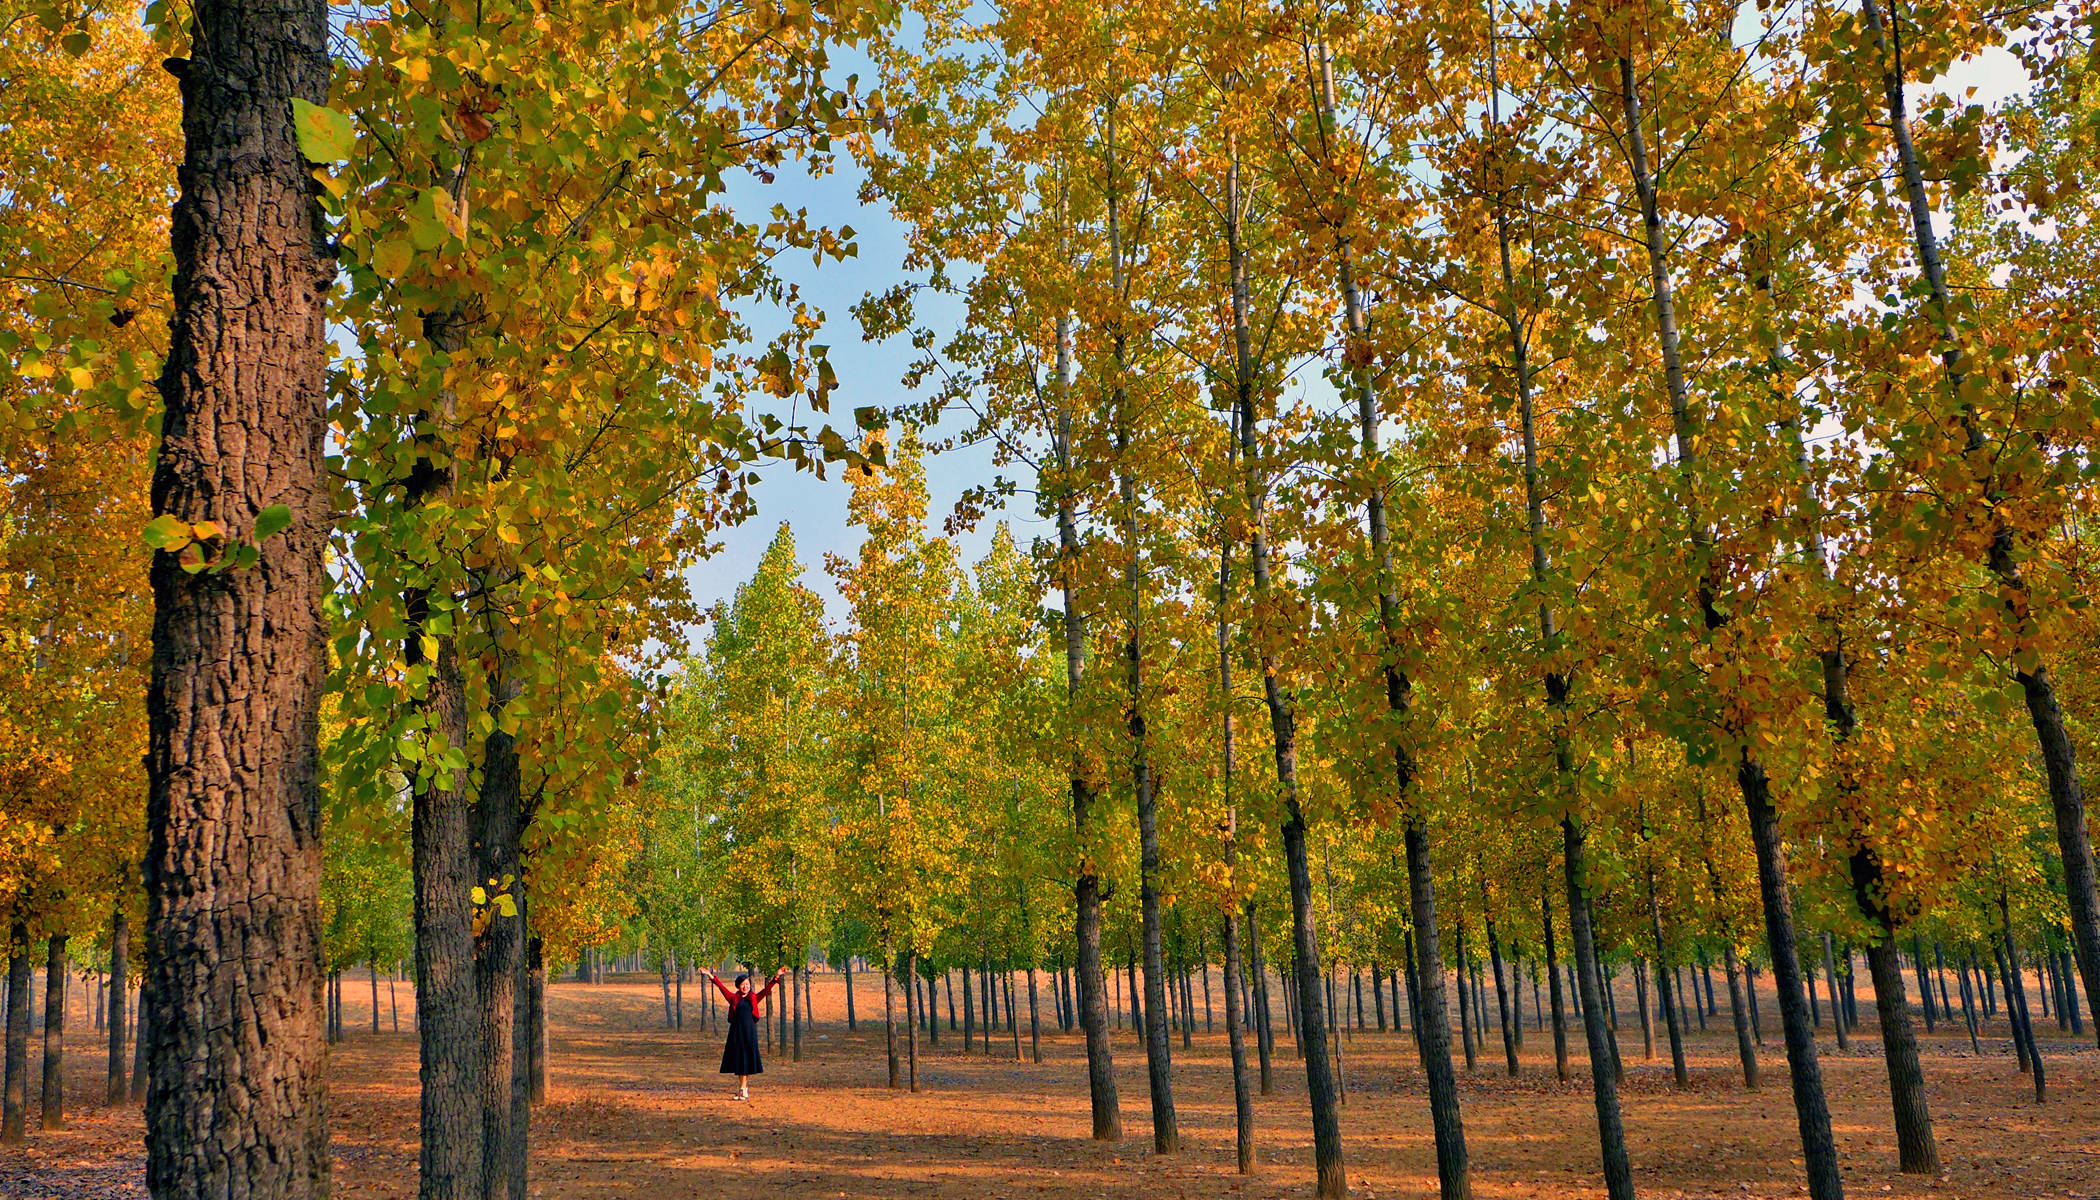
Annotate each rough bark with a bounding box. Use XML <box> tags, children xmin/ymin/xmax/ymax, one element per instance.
<box><xmin>1741</xmin><ymin>763</ymin><xmax>1844</xmax><ymax>1200</ymax></box>
<box><xmin>475</xmin><ymin>704</ymin><xmax>526</xmax><ymax>1200</ymax></box>
<box><xmin>142</xmin><ymin>4</ymin><xmax>333</xmax><ymax>1194</ymax></box>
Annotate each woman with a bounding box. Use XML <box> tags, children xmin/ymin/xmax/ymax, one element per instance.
<box><xmin>702</xmin><ymin>964</ymin><xmax>787</xmax><ymax>1101</ymax></box>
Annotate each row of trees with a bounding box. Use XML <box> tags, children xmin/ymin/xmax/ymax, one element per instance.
<box><xmin>823</xmin><ymin>2</ymin><xmax>2100</xmax><ymax>1199</ymax></box>
<box><xmin>4</xmin><ymin>2</ymin><xmax>2099</xmax><ymax>1200</ymax></box>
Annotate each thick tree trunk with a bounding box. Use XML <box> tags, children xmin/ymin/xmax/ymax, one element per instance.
<box><xmin>2</xmin><ymin>935</ymin><xmax>25</xmax><ymax>1145</ymax></box>
<box><xmin>1741</xmin><ymin>761</ymin><xmax>1844</xmax><ymax>1200</ymax></box>
<box><xmin>1407</xmin><ymin>821</ymin><xmax>1468</xmax><ymax>1198</ymax></box>
<box><xmin>1563</xmin><ymin>821</ymin><xmax>1634</xmax><ymax>1200</ymax></box>
<box><xmin>476</xmin><ymin>708</ymin><xmax>525</xmax><ymax>1200</ymax></box>
<box><xmin>106</xmin><ymin>911</ymin><xmax>128</xmax><ymax>1105</ymax></box>
<box><xmin>1307</xmin><ymin>34</ymin><xmax>1461</xmax><ymax>1196</ymax></box>
<box><xmin>37</xmin><ymin>935</ymin><xmax>64</xmax><ymax>1131</ymax></box>
<box><xmin>1861</xmin><ymin>929</ymin><xmax>1937</xmax><ymax>1170</ymax></box>
<box><xmin>1623</xmin><ymin>37</ymin><xmax>1843</xmax><ymax>1193</ymax></box>
<box><xmin>143</xmin><ymin>5</ymin><xmax>333</xmax><ymax>1195</ymax></box>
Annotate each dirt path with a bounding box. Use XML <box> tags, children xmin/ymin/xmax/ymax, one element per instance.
<box><xmin>4</xmin><ymin>970</ymin><xmax>2094</xmax><ymax>1199</ymax></box>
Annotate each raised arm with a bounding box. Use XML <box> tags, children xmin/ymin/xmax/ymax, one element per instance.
<box><xmin>750</xmin><ymin>968</ymin><xmax>785</xmax><ymax>1005</ymax></box>
<box><xmin>705</xmin><ymin>970</ymin><xmax>736</xmax><ymax>1003</ymax></box>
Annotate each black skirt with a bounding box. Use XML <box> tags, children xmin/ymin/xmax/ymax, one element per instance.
<box><xmin>720</xmin><ymin>997</ymin><xmax>763</xmax><ymax>1075</ymax></box>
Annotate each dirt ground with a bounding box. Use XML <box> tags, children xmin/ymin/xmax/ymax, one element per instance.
<box><xmin>3</xmin><ymin>967</ymin><xmax>2095</xmax><ymax>1199</ymax></box>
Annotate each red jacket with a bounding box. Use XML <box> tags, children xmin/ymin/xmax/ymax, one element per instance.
<box><xmin>709</xmin><ymin>972</ymin><xmax>780</xmax><ymax>1013</ymax></box>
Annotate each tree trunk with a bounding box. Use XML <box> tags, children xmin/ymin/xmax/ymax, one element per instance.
<box><xmin>1054</xmin><ymin>306</ymin><xmax>1121</xmax><ymax>1141</ymax></box>
<box><xmin>1510</xmin><ymin>959</ymin><xmax>1523</xmax><ymax>1050</ymax></box>
<box><xmin>1634</xmin><ymin>961</ymin><xmax>1653</xmax><ymax>1060</ymax></box>
<box><xmin>1545</xmin><ymin>890</ymin><xmax>1570</xmax><ymax>1083</ymax></box>
<box><xmin>962</xmin><ymin>963</ymin><xmax>974</xmax><ymax>1052</ymax></box>
<box><xmin>1564</xmin><ymin>820</ymin><xmax>1634</xmax><ymax>1200</ymax></box>
<box><xmin>1455</xmin><ymin>924</ymin><xmax>1477</xmax><ymax>1071</ymax></box>
<box><xmin>142</xmin><ymin>3</ymin><xmax>333</xmax><ymax>1194</ymax></box>
<box><xmin>1404</xmin><ymin>821</ymin><xmax>1466</xmax><ymax>1200</ymax></box>
<box><xmin>1486</xmin><ymin>918</ymin><xmax>1518</xmax><ymax>1076</ymax></box>
<box><xmin>1741</xmin><ymin>761</ymin><xmax>1843</xmax><ymax>1200</ymax></box>
<box><xmin>905</xmin><ymin>951</ymin><xmax>920</xmax><ymax>1093</ymax></box>
<box><xmin>37</xmin><ymin>935</ymin><xmax>64</xmax><ymax>1131</ymax></box>
<box><xmin>1723</xmin><ymin>944</ymin><xmax>1758</xmax><ymax>1090</ymax></box>
<box><xmin>470</xmin><ymin>693</ymin><xmax>525</xmax><ymax>1200</ymax></box>
<box><xmin>1302</xmin><ymin>34</ymin><xmax>1462</xmax><ymax>1196</ymax></box>
<box><xmin>883</xmin><ymin>940</ymin><xmax>898</xmax><ymax>1090</ymax></box>
<box><xmin>1956</xmin><ymin>951</ymin><xmax>1981</xmax><ymax>1055</ymax></box>
<box><xmin>1223</xmin><ymin>911</ymin><xmax>1255</xmax><ymax>1175</ymax></box>
<box><xmin>107</xmin><ymin>911</ymin><xmax>129</xmax><ymax>1105</ymax></box>
<box><xmin>1028</xmin><ymin>968</ymin><xmax>1042</xmax><ymax>1063</ymax></box>
<box><xmin>1646</xmin><ymin>889</ymin><xmax>1685</xmax><ymax>1087</ymax></box>
<box><xmin>3</xmin><ymin>934</ymin><xmax>26</xmax><ymax>1145</ymax></box>
<box><xmin>1859</xmin><ymin>928</ymin><xmax>1937</xmax><ymax>1170</ymax></box>
<box><xmin>1998</xmin><ymin>902</ymin><xmax>2043</xmax><ymax>1102</ymax></box>
<box><xmin>844</xmin><ymin>959</ymin><xmax>856</xmax><ymax>1033</ymax></box>
<box><xmin>527</xmin><ymin>936</ymin><xmax>547</xmax><ymax>1105</ymax></box>
<box><xmin>1248</xmin><ymin>905</ymin><xmax>1275</xmax><ymax>1095</ymax></box>
<box><xmin>1822</xmin><ymin>935</ymin><xmax>1849</xmax><ymax>1052</ymax></box>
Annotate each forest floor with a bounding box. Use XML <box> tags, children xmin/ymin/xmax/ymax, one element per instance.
<box><xmin>3</xmin><ymin>969</ymin><xmax>2095</xmax><ymax>1200</ymax></box>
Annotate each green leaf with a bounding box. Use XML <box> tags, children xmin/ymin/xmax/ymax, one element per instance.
<box><xmin>370</xmin><ymin>235</ymin><xmax>413</xmax><ymax>279</ymax></box>
<box><xmin>142</xmin><ymin>513</ymin><xmax>193</xmax><ymax>551</ymax></box>
<box><xmin>60</xmin><ymin>30</ymin><xmax>90</xmax><ymax>56</ymax></box>
<box><xmin>291</xmin><ymin>98</ymin><xmax>356</xmax><ymax>164</ymax></box>
<box><xmin>253</xmin><ymin>503</ymin><xmax>293</xmax><ymax>541</ymax></box>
